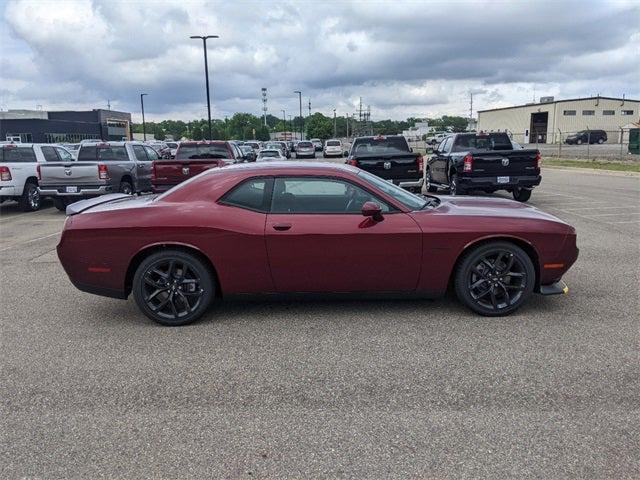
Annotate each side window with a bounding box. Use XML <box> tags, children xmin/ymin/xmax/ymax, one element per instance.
<box><xmin>54</xmin><ymin>147</ymin><xmax>74</xmax><ymax>162</ymax></box>
<box><xmin>132</xmin><ymin>145</ymin><xmax>149</xmax><ymax>161</ymax></box>
<box><xmin>143</xmin><ymin>146</ymin><xmax>159</xmax><ymax>161</ymax></box>
<box><xmin>1</xmin><ymin>147</ymin><xmax>37</xmax><ymax>162</ymax></box>
<box><xmin>436</xmin><ymin>138</ymin><xmax>447</xmax><ymax>152</ymax></box>
<box><xmin>219</xmin><ymin>178</ymin><xmax>270</xmax><ymax>212</ymax></box>
<box><xmin>77</xmin><ymin>146</ymin><xmax>97</xmax><ymax>161</ymax></box>
<box><xmin>271</xmin><ymin>177</ymin><xmax>391</xmax><ymax>214</ymax></box>
<box><xmin>442</xmin><ymin>137</ymin><xmax>453</xmax><ymax>153</ymax></box>
<box><xmin>41</xmin><ymin>146</ymin><xmax>60</xmax><ymax>162</ymax></box>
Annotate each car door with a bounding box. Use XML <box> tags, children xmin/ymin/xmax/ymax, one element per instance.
<box><xmin>430</xmin><ymin>137</ymin><xmax>451</xmax><ymax>183</ymax></box>
<box><xmin>137</xmin><ymin>145</ymin><xmax>157</xmax><ymax>192</ymax></box>
<box><xmin>265</xmin><ymin>176</ymin><xmax>422</xmax><ymax>293</ymax></box>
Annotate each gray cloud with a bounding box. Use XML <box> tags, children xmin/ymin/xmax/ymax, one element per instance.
<box><xmin>1</xmin><ymin>0</ymin><xmax>638</xmax><ymax>121</ymax></box>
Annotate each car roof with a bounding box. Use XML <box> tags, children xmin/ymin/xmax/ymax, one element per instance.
<box><xmin>206</xmin><ymin>161</ymin><xmax>358</xmax><ymax>174</ymax></box>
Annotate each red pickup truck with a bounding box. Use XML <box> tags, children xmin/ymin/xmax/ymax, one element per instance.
<box><xmin>151</xmin><ymin>141</ymin><xmax>239</xmax><ymax>193</ymax></box>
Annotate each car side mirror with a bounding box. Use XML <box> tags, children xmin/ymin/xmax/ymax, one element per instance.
<box><xmin>361</xmin><ymin>201</ymin><xmax>383</xmax><ymax>222</ymax></box>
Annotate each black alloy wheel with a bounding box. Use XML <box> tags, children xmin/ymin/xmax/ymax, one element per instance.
<box><xmin>454</xmin><ymin>242</ymin><xmax>535</xmax><ymax>316</ymax></box>
<box><xmin>133</xmin><ymin>250</ymin><xmax>214</xmax><ymax>326</ymax></box>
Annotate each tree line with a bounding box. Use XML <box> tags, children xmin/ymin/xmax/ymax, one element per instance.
<box><xmin>131</xmin><ymin>113</ymin><xmax>469</xmax><ymax>141</ymax></box>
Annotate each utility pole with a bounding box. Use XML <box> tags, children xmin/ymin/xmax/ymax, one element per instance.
<box><xmin>281</xmin><ymin>109</ymin><xmax>286</xmax><ymax>139</ymax></box>
<box><xmin>190</xmin><ymin>34</ymin><xmax>219</xmax><ymax>140</ymax></box>
<box><xmin>470</xmin><ymin>92</ymin><xmax>473</xmax><ymax>121</ymax></box>
<box><xmin>140</xmin><ymin>93</ymin><xmax>148</xmax><ymax>141</ymax></box>
<box><xmin>308</xmin><ymin>99</ymin><xmax>311</xmax><ymax>117</ymax></box>
<box><xmin>346</xmin><ymin>114</ymin><xmax>349</xmax><ymax>139</ymax></box>
<box><xmin>333</xmin><ymin>109</ymin><xmax>337</xmax><ymax>138</ymax></box>
<box><xmin>288</xmin><ymin>115</ymin><xmax>292</xmax><ymax>140</ymax></box>
<box><xmin>294</xmin><ymin>90</ymin><xmax>303</xmax><ymax>140</ymax></box>
<box><xmin>261</xmin><ymin>87</ymin><xmax>268</xmax><ymax>127</ymax></box>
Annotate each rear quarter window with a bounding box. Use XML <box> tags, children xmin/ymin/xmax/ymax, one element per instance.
<box><xmin>1</xmin><ymin>147</ymin><xmax>37</xmax><ymax>162</ymax></box>
<box><xmin>219</xmin><ymin>178</ymin><xmax>270</xmax><ymax>212</ymax></box>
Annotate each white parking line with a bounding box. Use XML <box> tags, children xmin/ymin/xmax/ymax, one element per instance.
<box><xmin>611</xmin><ymin>220</ymin><xmax>640</xmax><ymax>224</ymax></box>
<box><xmin>0</xmin><ymin>232</ymin><xmax>60</xmax><ymax>252</ymax></box>
<box><xmin>588</xmin><ymin>212</ymin><xmax>640</xmax><ymax>217</ymax></box>
<box><xmin>563</xmin><ymin>205</ymin><xmax>637</xmax><ymax>211</ymax></box>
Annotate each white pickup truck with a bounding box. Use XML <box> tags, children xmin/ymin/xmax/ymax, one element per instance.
<box><xmin>0</xmin><ymin>143</ymin><xmax>74</xmax><ymax>211</ymax></box>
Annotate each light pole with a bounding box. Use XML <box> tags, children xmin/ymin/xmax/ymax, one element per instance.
<box><xmin>294</xmin><ymin>90</ymin><xmax>302</xmax><ymax>140</ymax></box>
<box><xmin>281</xmin><ymin>109</ymin><xmax>286</xmax><ymax>139</ymax></box>
<box><xmin>190</xmin><ymin>34</ymin><xmax>219</xmax><ymax>140</ymax></box>
<box><xmin>140</xmin><ymin>93</ymin><xmax>148</xmax><ymax>141</ymax></box>
<box><xmin>333</xmin><ymin>109</ymin><xmax>337</xmax><ymax>138</ymax></box>
<box><xmin>288</xmin><ymin>115</ymin><xmax>292</xmax><ymax>139</ymax></box>
<box><xmin>346</xmin><ymin>114</ymin><xmax>349</xmax><ymax>140</ymax></box>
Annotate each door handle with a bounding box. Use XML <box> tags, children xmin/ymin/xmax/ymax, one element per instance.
<box><xmin>272</xmin><ymin>223</ymin><xmax>292</xmax><ymax>231</ymax></box>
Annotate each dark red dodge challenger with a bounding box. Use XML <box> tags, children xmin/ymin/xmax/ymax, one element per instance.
<box><xmin>57</xmin><ymin>162</ymin><xmax>578</xmax><ymax>326</ymax></box>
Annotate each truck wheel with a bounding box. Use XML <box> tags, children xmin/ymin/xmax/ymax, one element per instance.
<box><xmin>597</xmin><ymin>138</ymin><xmax>604</xmax><ymax>144</ymax></box>
<box><xmin>449</xmin><ymin>174</ymin><xmax>463</xmax><ymax>196</ymax></box>
<box><xmin>119</xmin><ymin>181</ymin><xmax>133</xmax><ymax>195</ymax></box>
<box><xmin>426</xmin><ymin>169</ymin><xmax>438</xmax><ymax>193</ymax></box>
<box><xmin>576</xmin><ymin>139</ymin><xmax>583</xmax><ymax>145</ymax></box>
<box><xmin>53</xmin><ymin>198</ymin><xmax>69</xmax><ymax>212</ymax></box>
<box><xmin>512</xmin><ymin>188</ymin><xmax>532</xmax><ymax>202</ymax></box>
<box><xmin>18</xmin><ymin>182</ymin><xmax>41</xmax><ymax>212</ymax></box>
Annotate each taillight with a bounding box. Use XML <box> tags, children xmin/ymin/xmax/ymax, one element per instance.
<box><xmin>347</xmin><ymin>158</ymin><xmax>359</xmax><ymax>167</ymax></box>
<box><xmin>463</xmin><ymin>154</ymin><xmax>473</xmax><ymax>173</ymax></box>
<box><xmin>98</xmin><ymin>163</ymin><xmax>109</xmax><ymax>180</ymax></box>
<box><xmin>535</xmin><ymin>151</ymin><xmax>542</xmax><ymax>169</ymax></box>
<box><xmin>0</xmin><ymin>166</ymin><xmax>11</xmax><ymax>181</ymax></box>
<box><xmin>36</xmin><ymin>164</ymin><xmax>41</xmax><ymax>181</ymax></box>
<box><xmin>416</xmin><ymin>154</ymin><xmax>424</xmax><ymax>172</ymax></box>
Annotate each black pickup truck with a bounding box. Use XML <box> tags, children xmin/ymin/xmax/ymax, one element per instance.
<box><xmin>425</xmin><ymin>132</ymin><xmax>541</xmax><ymax>202</ymax></box>
<box><xmin>345</xmin><ymin>135</ymin><xmax>424</xmax><ymax>192</ymax></box>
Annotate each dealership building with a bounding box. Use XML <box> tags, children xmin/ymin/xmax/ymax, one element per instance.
<box><xmin>0</xmin><ymin>108</ymin><xmax>132</xmax><ymax>143</ymax></box>
<box><xmin>477</xmin><ymin>96</ymin><xmax>639</xmax><ymax>144</ymax></box>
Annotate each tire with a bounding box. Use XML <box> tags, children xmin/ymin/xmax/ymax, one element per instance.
<box><xmin>132</xmin><ymin>249</ymin><xmax>215</xmax><ymax>326</ymax></box>
<box><xmin>512</xmin><ymin>188</ymin><xmax>532</xmax><ymax>202</ymax></box>
<box><xmin>597</xmin><ymin>138</ymin><xmax>604</xmax><ymax>144</ymax></box>
<box><xmin>53</xmin><ymin>197</ymin><xmax>69</xmax><ymax>212</ymax></box>
<box><xmin>18</xmin><ymin>182</ymin><xmax>41</xmax><ymax>212</ymax></box>
<box><xmin>119</xmin><ymin>180</ymin><xmax>133</xmax><ymax>195</ymax></box>
<box><xmin>576</xmin><ymin>139</ymin><xmax>583</xmax><ymax>145</ymax></box>
<box><xmin>426</xmin><ymin>169</ymin><xmax>438</xmax><ymax>193</ymax></box>
<box><xmin>454</xmin><ymin>241</ymin><xmax>535</xmax><ymax>316</ymax></box>
<box><xmin>449</xmin><ymin>173</ymin><xmax>463</xmax><ymax>196</ymax></box>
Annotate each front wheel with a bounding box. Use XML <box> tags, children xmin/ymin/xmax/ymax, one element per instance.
<box><xmin>132</xmin><ymin>250</ymin><xmax>215</xmax><ymax>326</ymax></box>
<box><xmin>53</xmin><ymin>197</ymin><xmax>69</xmax><ymax>212</ymax></box>
<box><xmin>512</xmin><ymin>188</ymin><xmax>532</xmax><ymax>202</ymax></box>
<box><xmin>19</xmin><ymin>182</ymin><xmax>41</xmax><ymax>211</ymax></box>
<box><xmin>576</xmin><ymin>139</ymin><xmax>583</xmax><ymax>145</ymax></box>
<box><xmin>454</xmin><ymin>241</ymin><xmax>535</xmax><ymax>316</ymax></box>
<box><xmin>119</xmin><ymin>181</ymin><xmax>133</xmax><ymax>195</ymax></box>
<box><xmin>597</xmin><ymin>138</ymin><xmax>604</xmax><ymax>144</ymax></box>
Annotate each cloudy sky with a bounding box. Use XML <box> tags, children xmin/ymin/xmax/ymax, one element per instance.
<box><xmin>1</xmin><ymin>0</ymin><xmax>638</xmax><ymax>123</ymax></box>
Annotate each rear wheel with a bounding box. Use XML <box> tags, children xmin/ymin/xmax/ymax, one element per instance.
<box><xmin>132</xmin><ymin>250</ymin><xmax>215</xmax><ymax>326</ymax></box>
<box><xmin>18</xmin><ymin>182</ymin><xmax>40</xmax><ymax>211</ymax></box>
<box><xmin>426</xmin><ymin>169</ymin><xmax>438</xmax><ymax>193</ymax></box>
<box><xmin>597</xmin><ymin>138</ymin><xmax>604</xmax><ymax>144</ymax></box>
<box><xmin>119</xmin><ymin>181</ymin><xmax>133</xmax><ymax>195</ymax></box>
<box><xmin>576</xmin><ymin>139</ymin><xmax>583</xmax><ymax>145</ymax></box>
<box><xmin>53</xmin><ymin>197</ymin><xmax>69</xmax><ymax>212</ymax></box>
<box><xmin>512</xmin><ymin>188</ymin><xmax>532</xmax><ymax>202</ymax></box>
<box><xmin>454</xmin><ymin>241</ymin><xmax>535</xmax><ymax>316</ymax></box>
<box><xmin>449</xmin><ymin>173</ymin><xmax>463</xmax><ymax>195</ymax></box>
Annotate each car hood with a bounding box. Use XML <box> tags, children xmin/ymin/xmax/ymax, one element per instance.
<box><xmin>421</xmin><ymin>195</ymin><xmax>572</xmax><ymax>226</ymax></box>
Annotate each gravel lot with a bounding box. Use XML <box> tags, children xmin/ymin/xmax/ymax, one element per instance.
<box><xmin>1</xmin><ymin>167</ymin><xmax>639</xmax><ymax>478</ymax></box>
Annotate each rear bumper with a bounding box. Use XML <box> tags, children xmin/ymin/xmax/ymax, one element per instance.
<box><xmin>459</xmin><ymin>175</ymin><xmax>541</xmax><ymax>190</ymax></box>
<box><xmin>0</xmin><ymin>185</ymin><xmax>17</xmax><ymax>197</ymax></box>
<box><xmin>38</xmin><ymin>185</ymin><xmax>112</xmax><ymax>196</ymax></box>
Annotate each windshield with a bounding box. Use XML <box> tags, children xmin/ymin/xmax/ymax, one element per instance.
<box><xmin>351</xmin><ymin>137</ymin><xmax>409</xmax><ymax>155</ymax></box>
<box><xmin>176</xmin><ymin>144</ymin><xmax>229</xmax><ymax>159</ymax></box>
<box><xmin>358</xmin><ymin>170</ymin><xmax>429</xmax><ymax>210</ymax></box>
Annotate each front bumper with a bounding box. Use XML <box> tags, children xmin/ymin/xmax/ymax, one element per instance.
<box><xmin>38</xmin><ymin>185</ymin><xmax>112</xmax><ymax>197</ymax></box>
<box><xmin>539</xmin><ymin>280</ymin><xmax>569</xmax><ymax>295</ymax></box>
<box><xmin>459</xmin><ymin>175</ymin><xmax>541</xmax><ymax>190</ymax></box>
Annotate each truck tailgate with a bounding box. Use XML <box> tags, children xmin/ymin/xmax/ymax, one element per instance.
<box><xmin>39</xmin><ymin>162</ymin><xmax>100</xmax><ymax>185</ymax></box>
<box><xmin>153</xmin><ymin>159</ymin><xmax>226</xmax><ymax>185</ymax></box>
<box><xmin>470</xmin><ymin>149</ymin><xmax>539</xmax><ymax>176</ymax></box>
<box><xmin>355</xmin><ymin>154</ymin><xmax>420</xmax><ymax>180</ymax></box>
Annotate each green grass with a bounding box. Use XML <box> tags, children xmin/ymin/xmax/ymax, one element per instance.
<box><xmin>544</xmin><ymin>158</ymin><xmax>640</xmax><ymax>172</ymax></box>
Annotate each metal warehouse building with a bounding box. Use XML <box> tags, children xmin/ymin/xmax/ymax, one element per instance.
<box><xmin>0</xmin><ymin>108</ymin><xmax>132</xmax><ymax>143</ymax></box>
<box><xmin>477</xmin><ymin>96</ymin><xmax>639</xmax><ymax>144</ymax></box>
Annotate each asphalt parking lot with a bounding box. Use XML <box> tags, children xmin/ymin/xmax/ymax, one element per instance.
<box><xmin>1</xmin><ymin>167</ymin><xmax>639</xmax><ymax>478</ymax></box>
